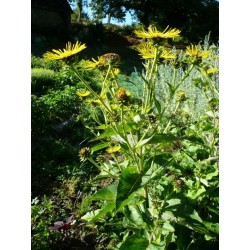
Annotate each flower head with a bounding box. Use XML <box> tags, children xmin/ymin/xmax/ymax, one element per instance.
<box><xmin>113</xmin><ymin>68</ymin><xmax>120</xmax><ymax>75</ymax></box>
<box><xmin>201</xmin><ymin>67</ymin><xmax>219</xmax><ymax>76</ymax></box>
<box><xmin>133</xmin><ymin>42</ymin><xmax>175</xmax><ymax>60</ymax></box>
<box><xmin>106</xmin><ymin>145</ymin><xmax>121</xmax><ymax>154</ymax></box>
<box><xmin>84</xmin><ymin>56</ymin><xmax>108</xmax><ymax>69</ymax></box>
<box><xmin>76</xmin><ymin>90</ymin><xmax>91</xmax><ymax>98</ymax></box>
<box><xmin>186</xmin><ymin>44</ymin><xmax>209</xmax><ymax>61</ymax></box>
<box><xmin>100</xmin><ymin>53</ymin><xmax>121</xmax><ymax>65</ymax></box>
<box><xmin>43</xmin><ymin>41</ymin><xmax>86</xmax><ymax>60</ymax></box>
<box><xmin>176</xmin><ymin>90</ymin><xmax>187</xmax><ymax>101</ymax></box>
<box><xmin>115</xmin><ymin>87</ymin><xmax>131</xmax><ymax>102</ymax></box>
<box><xmin>134</xmin><ymin>26</ymin><xmax>181</xmax><ymax>40</ymax></box>
<box><xmin>79</xmin><ymin>147</ymin><xmax>90</xmax><ymax>161</ymax></box>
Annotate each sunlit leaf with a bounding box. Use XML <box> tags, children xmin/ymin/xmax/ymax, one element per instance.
<box><xmin>91</xmin><ymin>182</ymin><xmax>117</xmax><ymax>201</ymax></box>
<box><xmin>116</xmin><ymin>167</ymin><xmax>142</xmax><ymax>211</ymax></box>
<box><xmin>119</xmin><ymin>234</ymin><xmax>149</xmax><ymax>250</ymax></box>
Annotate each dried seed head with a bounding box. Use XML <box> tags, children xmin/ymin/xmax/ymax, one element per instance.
<box><xmin>100</xmin><ymin>53</ymin><xmax>120</xmax><ymax>65</ymax></box>
<box><xmin>79</xmin><ymin>147</ymin><xmax>90</xmax><ymax>161</ymax></box>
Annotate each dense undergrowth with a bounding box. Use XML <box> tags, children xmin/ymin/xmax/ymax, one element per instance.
<box><xmin>31</xmin><ymin>26</ymin><xmax>219</xmax><ymax>249</ymax></box>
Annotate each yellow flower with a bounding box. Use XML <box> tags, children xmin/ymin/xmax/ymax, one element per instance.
<box><xmin>161</xmin><ymin>50</ymin><xmax>176</xmax><ymax>60</ymax></box>
<box><xmin>43</xmin><ymin>41</ymin><xmax>86</xmax><ymax>60</ymax></box>
<box><xmin>186</xmin><ymin>44</ymin><xmax>209</xmax><ymax>60</ymax></box>
<box><xmin>134</xmin><ymin>26</ymin><xmax>181</xmax><ymax>40</ymax></box>
<box><xmin>133</xmin><ymin>43</ymin><xmax>175</xmax><ymax>60</ymax></box>
<box><xmin>115</xmin><ymin>87</ymin><xmax>131</xmax><ymax>102</ymax></box>
<box><xmin>201</xmin><ymin>67</ymin><xmax>219</xmax><ymax>76</ymax></box>
<box><xmin>106</xmin><ymin>145</ymin><xmax>121</xmax><ymax>154</ymax></box>
<box><xmin>113</xmin><ymin>68</ymin><xmax>120</xmax><ymax>75</ymax></box>
<box><xmin>176</xmin><ymin>90</ymin><xmax>187</xmax><ymax>101</ymax></box>
<box><xmin>133</xmin><ymin>43</ymin><xmax>155</xmax><ymax>59</ymax></box>
<box><xmin>84</xmin><ymin>56</ymin><xmax>108</xmax><ymax>69</ymax></box>
<box><xmin>207</xmin><ymin>67</ymin><xmax>219</xmax><ymax>74</ymax></box>
<box><xmin>76</xmin><ymin>90</ymin><xmax>91</xmax><ymax>97</ymax></box>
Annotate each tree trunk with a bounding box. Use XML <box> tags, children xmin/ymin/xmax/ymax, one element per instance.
<box><xmin>107</xmin><ymin>13</ymin><xmax>111</xmax><ymax>24</ymax></box>
<box><xmin>77</xmin><ymin>0</ymin><xmax>83</xmax><ymax>23</ymax></box>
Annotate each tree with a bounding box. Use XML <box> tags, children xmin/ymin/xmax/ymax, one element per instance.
<box><xmin>89</xmin><ymin>0</ymin><xmax>126</xmax><ymax>24</ymax></box>
<box><xmin>67</xmin><ymin>0</ymin><xmax>88</xmax><ymax>22</ymax></box>
<box><xmin>122</xmin><ymin>0</ymin><xmax>219</xmax><ymax>42</ymax></box>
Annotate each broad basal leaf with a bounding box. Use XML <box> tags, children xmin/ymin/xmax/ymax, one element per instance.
<box><xmin>91</xmin><ymin>182</ymin><xmax>117</xmax><ymax>201</ymax></box>
<box><xmin>119</xmin><ymin>234</ymin><xmax>149</xmax><ymax>250</ymax></box>
<box><xmin>116</xmin><ymin>167</ymin><xmax>142</xmax><ymax>211</ymax></box>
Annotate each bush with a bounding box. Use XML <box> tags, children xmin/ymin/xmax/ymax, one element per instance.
<box><xmin>31</xmin><ymin>68</ymin><xmax>58</xmax><ymax>95</ymax></box>
<box><xmin>31</xmin><ymin>55</ymin><xmax>62</xmax><ymax>71</ymax></box>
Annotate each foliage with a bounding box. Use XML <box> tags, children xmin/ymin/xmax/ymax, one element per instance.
<box><xmin>31</xmin><ymin>68</ymin><xmax>57</xmax><ymax>95</ymax></box>
<box><xmin>31</xmin><ymin>55</ymin><xmax>62</xmax><ymax>71</ymax></box>
<box><xmin>89</xmin><ymin>0</ymin><xmax>126</xmax><ymax>23</ymax></box>
<box><xmin>32</xmin><ymin>26</ymin><xmax>218</xmax><ymax>249</ymax></box>
<box><xmin>31</xmin><ymin>58</ymin><xmax>101</xmax><ymax>196</ymax></box>
<box><xmin>127</xmin><ymin>0</ymin><xmax>219</xmax><ymax>42</ymax></box>
<box><xmin>87</xmin><ymin>0</ymin><xmax>219</xmax><ymax>42</ymax></box>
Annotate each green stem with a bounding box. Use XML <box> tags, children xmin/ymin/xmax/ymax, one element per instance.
<box><xmin>143</xmin><ymin>47</ymin><xmax>159</xmax><ymax>113</ymax></box>
<box><xmin>70</xmin><ymin>65</ymin><xmax>113</xmax><ymax>114</ymax></box>
<box><xmin>174</xmin><ymin>64</ymin><xmax>194</xmax><ymax>92</ymax></box>
<box><xmin>163</xmin><ymin>101</ymin><xmax>181</xmax><ymax>134</ymax></box>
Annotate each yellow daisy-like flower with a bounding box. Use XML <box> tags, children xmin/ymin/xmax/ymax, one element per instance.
<box><xmin>161</xmin><ymin>50</ymin><xmax>176</xmax><ymax>60</ymax></box>
<box><xmin>76</xmin><ymin>90</ymin><xmax>91</xmax><ymax>97</ymax></box>
<box><xmin>43</xmin><ymin>41</ymin><xmax>86</xmax><ymax>60</ymax></box>
<box><xmin>134</xmin><ymin>26</ymin><xmax>181</xmax><ymax>40</ymax></box>
<box><xmin>106</xmin><ymin>145</ymin><xmax>121</xmax><ymax>154</ymax></box>
<box><xmin>115</xmin><ymin>87</ymin><xmax>131</xmax><ymax>102</ymax></box>
<box><xmin>186</xmin><ymin>44</ymin><xmax>209</xmax><ymax>60</ymax></box>
<box><xmin>84</xmin><ymin>56</ymin><xmax>108</xmax><ymax>69</ymax></box>
<box><xmin>201</xmin><ymin>67</ymin><xmax>219</xmax><ymax>76</ymax></box>
<box><xmin>133</xmin><ymin>43</ymin><xmax>175</xmax><ymax>60</ymax></box>
<box><xmin>133</xmin><ymin>42</ymin><xmax>155</xmax><ymax>59</ymax></box>
<box><xmin>207</xmin><ymin>67</ymin><xmax>219</xmax><ymax>74</ymax></box>
<box><xmin>113</xmin><ymin>68</ymin><xmax>120</xmax><ymax>75</ymax></box>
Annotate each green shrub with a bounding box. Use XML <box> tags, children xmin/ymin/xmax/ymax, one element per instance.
<box><xmin>31</xmin><ymin>68</ymin><xmax>57</xmax><ymax>95</ymax></box>
<box><xmin>31</xmin><ymin>55</ymin><xmax>62</xmax><ymax>71</ymax></box>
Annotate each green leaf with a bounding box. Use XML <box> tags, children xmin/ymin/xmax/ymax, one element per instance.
<box><xmin>182</xmin><ymin>135</ymin><xmax>204</xmax><ymax>145</ymax></box>
<box><xmin>166</xmin><ymin>198</ymin><xmax>181</xmax><ymax>208</ymax></box>
<box><xmin>206</xmin><ymin>111</ymin><xmax>214</xmax><ymax>118</ymax></box>
<box><xmin>89</xmin><ymin>201</ymin><xmax>115</xmax><ymax>223</ymax></box>
<box><xmin>91</xmin><ymin>182</ymin><xmax>117</xmax><ymax>201</ymax></box>
<box><xmin>154</xmin><ymin>98</ymin><xmax>162</xmax><ymax>114</ymax></box>
<box><xmin>135</xmin><ymin>136</ymin><xmax>153</xmax><ymax>149</ymax></box>
<box><xmin>186</xmin><ymin>185</ymin><xmax>206</xmax><ymax>201</ymax></box>
<box><xmin>203</xmin><ymin>221</ymin><xmax>219</xmax><ymax>234</ymax></box>
<box><xmin>162</xmin><ymin>221</ymin><xmax>175</xmax><ymax>232</ymax></box>
<box><xmin>91</xmin><ymin>142</ymin><xmax>109</xmax><ymax>153</ymax></box>
<box><xmin>90</xmin><ymin>127</ymin><xmax>116</xmax><ymax>141</ymax></box>
<box><xmin>124</xmin><ymin>205</ymin><xmax>153</xmax><ymax>229</ymax></box>
<box><xmin>147</xmin><ymin>242</ymin><xmax>166</xmax><ymax>250</ymax></box>
<box><xmin>147</xmin><ymin>134</ymin><xmax>177</xmax><ymax>144</ymax></box>
<box><xmin>116</xmin><ymin>167</ymin><xmax>142</xmax><ymax>211</ymax></box>
<box><xmin>81</xmin><ymin>209</ymin><xmax>102</xmax><ymax>221</ymax></box>
<box><xmin>119</xmin><ymin>234</ymin><xmax>149</xmax><ymax>250</ymax></box>
<box><xmin>91</xmin><ymin>123</ymin><xmax>139</xmax><ymax>141</ymax></box>
<box><xmin>124</xmin><ymin>205</ymin><xmax>146</xmax><ymax>228</ymax></box>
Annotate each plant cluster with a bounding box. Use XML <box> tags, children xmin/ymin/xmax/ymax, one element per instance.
<box><xmin>33</xmin><ymin>25</ymin><xmax>219</xmax><ymax>249</ymax></box>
